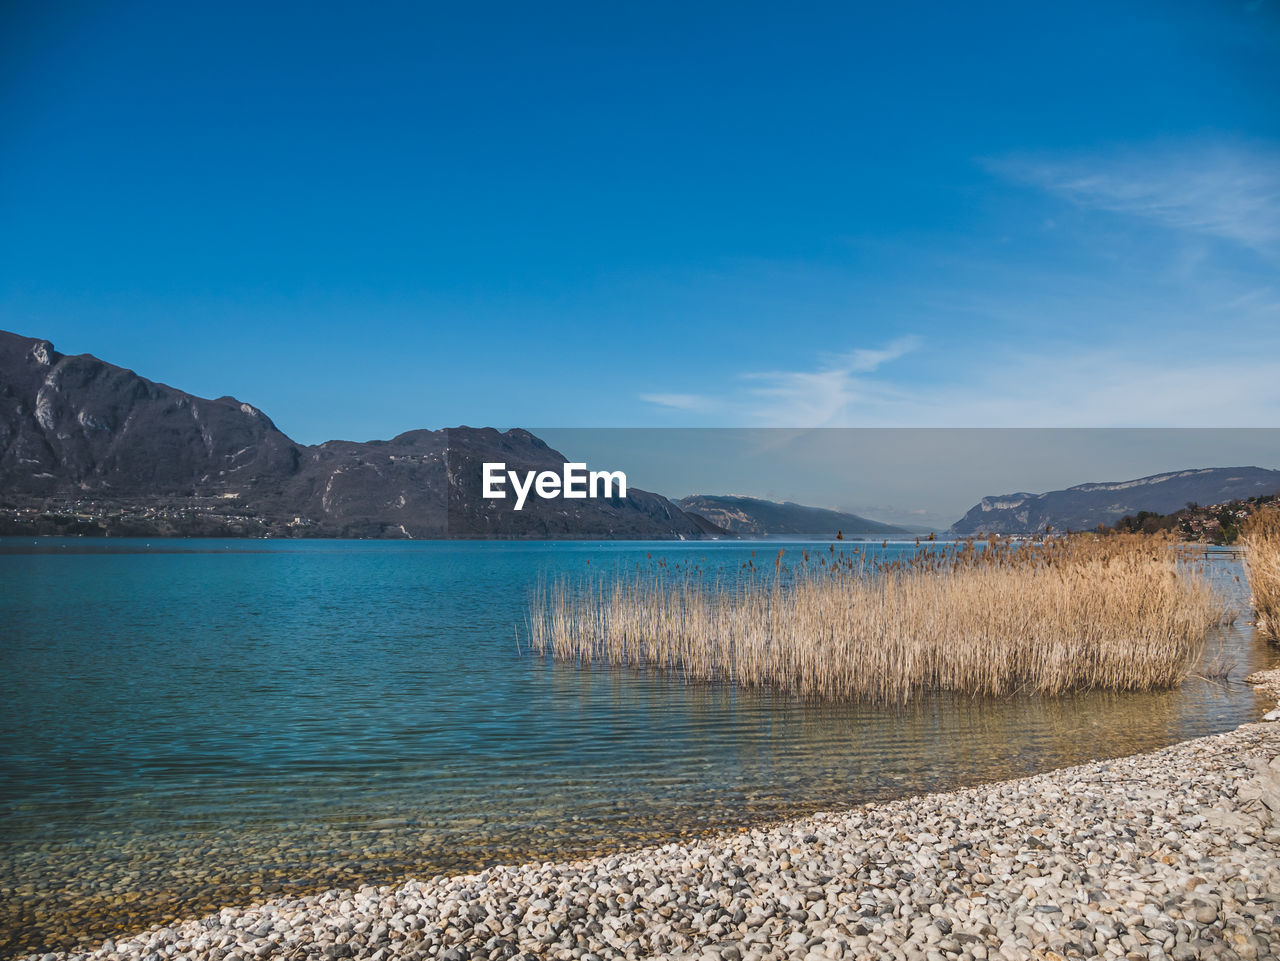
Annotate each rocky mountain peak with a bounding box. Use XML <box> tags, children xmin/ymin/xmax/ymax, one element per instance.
<box><xmin>0</xmin><ymin>329</ymin><xmax>717</xmax><ymax>540</ymax></box>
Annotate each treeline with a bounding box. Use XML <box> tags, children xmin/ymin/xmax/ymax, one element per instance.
<box><xmin>1107</xmin><ymin>493</ymin><xmax>1279</xmax><ymax>545</ymax></box>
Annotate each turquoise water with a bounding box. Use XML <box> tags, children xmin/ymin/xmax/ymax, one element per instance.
<box><xmin>0</xmin><ymin>539</ymin><xmax>1275</xmax><ymax>956</ymax></box>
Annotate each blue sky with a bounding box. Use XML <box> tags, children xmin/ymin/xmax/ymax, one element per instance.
<box><xmin>2</xmin><ymin>1</ymin><xmax>1278</xmax><ymax>444</ymax></box>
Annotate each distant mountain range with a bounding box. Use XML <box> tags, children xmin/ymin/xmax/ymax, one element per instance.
<box><xmin>0</xmin><ymin>330</ymin><xmax>718</xmax><ymax>539</ymax></box>
<box><xmin>10</xmin><ymin>330</ymin><xmax>1276</xmax><ymax>543</ymax></box>
<box><xmin>949</xmin><ymin>467</ymin><xmax>1280</xmax><ymax>536</ymax></box>
<box><xmin>677</xmin><ymin>494</ymin><xmax>912</xmax><ymax>538</ymax></box>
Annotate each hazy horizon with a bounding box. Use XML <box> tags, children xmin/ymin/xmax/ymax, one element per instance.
<box><xmin>535</xmin><ymin>428</ymin><xmax>1280</xmax><ymax>530</ymax></box>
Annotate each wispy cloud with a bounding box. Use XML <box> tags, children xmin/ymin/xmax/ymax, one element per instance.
<box><xmin>634</xmin><ymin>141</ymin><xmax>1280</xmax><ymax>428</ymax></box>
<box><xmin>639</xmin><ymin>392</ymin><xmax>715</xmax><ymax>411</ymax></box>
<box><xmin>640</xmin><ymin>337</ymin><xmax>922</xmax><ymax>425</ymax></box>
<box><xmin>641</xmin><ymin>340</ymin><xmax>1280</xmax><ymax>427</ymax></box>
<box><xmin>913</xmin><ymin>353</ymin><xmax>1280</xmax><ymax>427</ymax></box>
<box><xmin>840</xmin><ymin>338</ymin><xmax>921</xmax><ymax>373</ymax></box>
<box><xmin>991</xmin><ymin>144</ymin><xmax>1280</xmax><ymax>254</ymax></box>
<box><xmin>1208</xmin><ymin>286</ymin><xmax>1280</xmax><ymax>316</ymax></box>
<box><xmin>742</xmin><ymin>336</ymin><xmax>920</xmax><ymax>425</ymax></box>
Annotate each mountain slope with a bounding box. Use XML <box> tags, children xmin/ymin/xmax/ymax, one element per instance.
<box><xmin>0</xmin><ymin>332</ymin><xmax>301</xmax><ymax>497</ymax></box>
<box><xmin>444</xmin><ymin>427</ymin><xmax>720</xmax><ymax>539</ymax></box>
<box><xmin>677</xmin><ymin>494</ymin><xmax>910</xmax><ymax>538</ymax></box>
<box><xmin>0</xmin><ymin>330</ymin><xmax>714</xmax><ymax>539</ymax></box>
<box><xmin>949</xmin><ymin>467</ymin><xmax>1280</xmax><ymax>536</ymax></box>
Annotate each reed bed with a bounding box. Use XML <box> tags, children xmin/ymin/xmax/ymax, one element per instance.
<box><xmin>528</xmin><ymin>534</ymin><xmax>1226</xmax><ymax>704</ymax></box>
<box><xmin>1243</xmin><ymin>507</ymin><xmax>1280</xmax><ymax>641</ymax></box>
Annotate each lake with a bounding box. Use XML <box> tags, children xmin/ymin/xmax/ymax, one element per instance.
<box><xmin>0</xmin><ymin>539</ymin><xmax>1274</xmax><ymax>957</ymax></box>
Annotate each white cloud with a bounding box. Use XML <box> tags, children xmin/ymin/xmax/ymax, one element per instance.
<box><xmin>639</xmin><ymin>392</ymin><xmax>716</xmax><ymax>411</ymax></box>
<box><xmin>1209</xmin><ymin>286</ymin><xmax>1280</xmax><ymax>315</ymax></box>
<box><xmin>841</xmin><ymin>337</ymin><xmax>921</xmax><ymax>372</ymax></box>
<box><xmin>740</xmin><ymin>336</ymin><xmax>920</xmax><ymax>425</ymax></box>
<box><xmin>639</xmin><ymin>337</ymin><xmax>921</xmax><ymax>422</ymax></box>
<box><xmin>991</xmin><ymin>144</ymin><xmax>1280</xmax><ymax>255</ymax></box>
<box><xmin>642</xmin><ymin>342</ymin><xmax>1280</xmax><ymax>428</ymax></box>
<box><xmin>635</xmin><ymin>142</ymin><xmax>1280</xmax><ymax>428</ymax></box>
<box><xmin>911</xmin><ymin>354</ymin><xmax>1280</xmax><ymax>427</ymax></box>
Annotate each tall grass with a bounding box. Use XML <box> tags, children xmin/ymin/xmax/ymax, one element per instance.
<box><xmin>528</xmin><ymin>534</ymin><xmax>1225</xmax><ymax>704</ymax></box>
<box><xmin>1243</xmin><ymin>507</ymin><xmax>1280</xmax><ymax>641</ymax></box>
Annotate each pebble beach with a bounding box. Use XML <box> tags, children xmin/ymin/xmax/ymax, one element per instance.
<box><xmin>25</xmin><ymin>716</ymin><xmax>1280</xmax><ymax>961</ymax></box>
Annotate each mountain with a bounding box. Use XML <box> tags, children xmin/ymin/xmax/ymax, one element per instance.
<box><xmin>676</xmin><ymin>494</ymin><xmax>911</xmax><ymax>539</ymax></box>
<box><xmin>443</xmin><ymin>427</ymin><xmax>723</xmax><ymax>539</ymax></box>
<box><xmin>0</xmin><ymin>330</ymin><xmax>718</xmax><ymax>539</ymax></box>
<box><xmin>949</xmin><ymin>467</ymin><xmax>1280</xmax><ymax>536</ymax></box>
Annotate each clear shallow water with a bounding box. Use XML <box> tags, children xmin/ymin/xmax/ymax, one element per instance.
<box><xmin>0</xmin><ymin>539</ymin><xmax>1275</xmax><ymax>957</ymax></box>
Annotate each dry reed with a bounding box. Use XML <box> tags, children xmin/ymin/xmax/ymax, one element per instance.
<box><xmin>528</xmin><ymin>534</ymin><xmax>1225</xmax><ymax>704</ymax></box>
<box><xmin>1243</xmin><ymin>507</ymin><xmax>1280</xmax><ymax>641</ymax></box>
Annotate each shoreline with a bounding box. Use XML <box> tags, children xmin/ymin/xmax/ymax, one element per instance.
<box><xmin>4</xmin><ymin>542</ymin><xmax>1270</xmax><ymax>961</ymax></box>
<box><xmin>23</xmin><ymin>718</ymin><xmax>1280</xmax><ymax>961</ymax></box>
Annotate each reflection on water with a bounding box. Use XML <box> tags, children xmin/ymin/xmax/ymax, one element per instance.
<box><xmin>0</xmin><ymin>540</ymin><xmax>1274</xmax><ymax>957</ymax></box>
